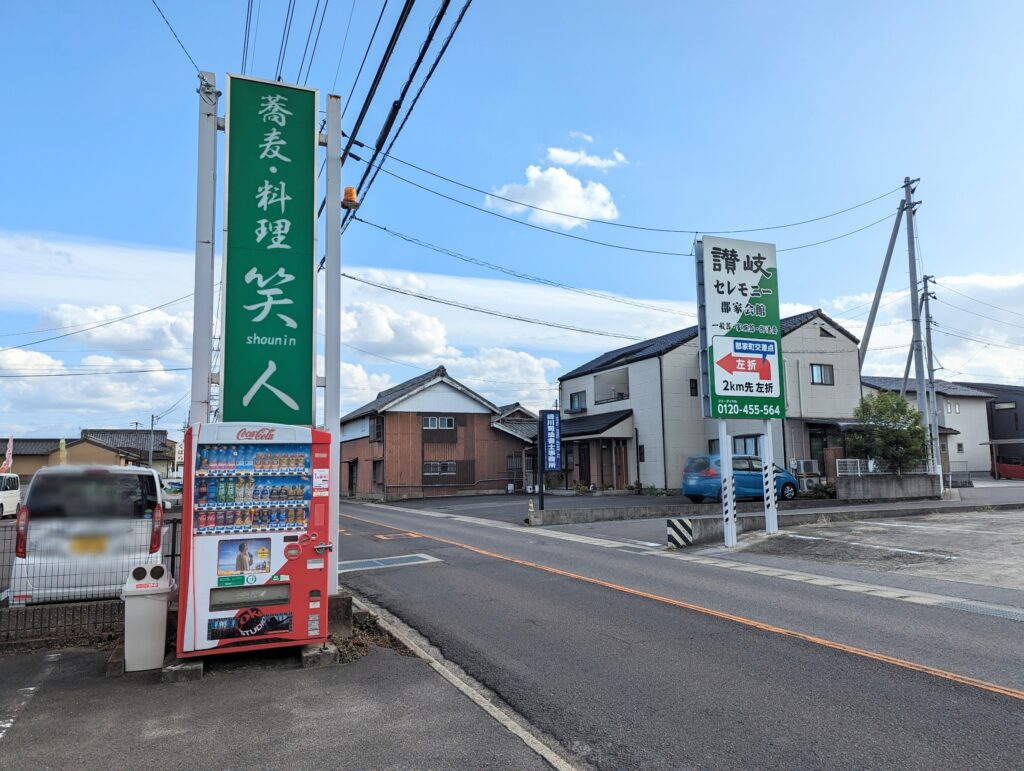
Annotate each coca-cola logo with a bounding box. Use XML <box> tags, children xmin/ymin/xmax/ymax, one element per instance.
<box><xmin>236</xmin><ymin>427</ymin><xmax>276</xmax><ymax>441</ymax></box>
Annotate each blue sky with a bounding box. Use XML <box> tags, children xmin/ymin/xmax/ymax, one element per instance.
<box><xmin>2</xmin><ymin>1</ymin><xmax>1023</xmax><ymax>439</ymax></box>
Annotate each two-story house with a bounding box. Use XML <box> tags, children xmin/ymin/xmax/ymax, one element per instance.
<box><xmin>339</xmin><ymin>366</ymin><xmax>534</xmax><ymax>500</ymax></box>
<box><xmin>557</xmin><ymin>309</ymin><xmax>862</xmax><ymax>491</ymax></box>
<box><xmin>862</xmin><ymin>377</ymin><xmax>993</xmax><ymax>474</ymax></box>
<box><xmin>959</xmin><ymin>381</ymin><xmax>1024</xmax><ymax>477</ymax></box>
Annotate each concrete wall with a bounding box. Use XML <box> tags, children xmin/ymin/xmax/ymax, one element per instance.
<box><xmin>835</xmin><ymin>473</ymin><xmax>940</xmax><ymax>500</ymax></box>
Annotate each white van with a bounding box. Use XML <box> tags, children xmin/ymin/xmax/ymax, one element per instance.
<box><xmin>0</xmin><ymin>473</ymin><xmax>21</xmax><ymax>518</ymax></box>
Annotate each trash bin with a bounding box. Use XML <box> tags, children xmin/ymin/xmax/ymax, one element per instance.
<box><xmin>121</xmin><ymin>564</ymin><xmax>174</xmax><ymax>672</ymax></box>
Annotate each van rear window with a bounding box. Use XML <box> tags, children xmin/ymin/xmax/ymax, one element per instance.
<box><xmin>27</xmin><ymin>474</ymin><xmax>158</xmax><ymax>519</ymax></box>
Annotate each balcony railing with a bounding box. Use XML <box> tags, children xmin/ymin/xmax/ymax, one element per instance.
<box><xmin>594</xmin><ymin>392</ymin><xmax>629</xmax><ymax>405</ymax></box>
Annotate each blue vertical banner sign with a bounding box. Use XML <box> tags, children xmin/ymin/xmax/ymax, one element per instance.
<box><xmin>540</xmin><ymin>410</ymin><xmax>562</xmax><ymax>472</ymax></box>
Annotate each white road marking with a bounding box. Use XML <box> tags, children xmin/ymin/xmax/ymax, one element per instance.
<box><xmin>337</xmin><ymin>553</ymin><xmax>442</xmax><ymax>574</ymax></box>
<box><xmin>862</xmin><ymin>521</ymin><xmax>1009</xmax><ymax>536</ymax></box>
<box><xmin>0</xmin><ymin>652</ymin><xmax>59</xmax><ymax>741</ymax></box>
<box><xmin>780</xmin><ymin>532</ymin><xmax>952</xmax><ymax>558</ymax></box>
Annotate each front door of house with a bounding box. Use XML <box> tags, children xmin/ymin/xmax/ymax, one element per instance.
<box><xmin>578</xmin><ymin>443</ymin><xmax>591</xmax><ymax>486</ymax></box>
<box><xmin>614</xmin><ymin>441</ymin><xmax>628</xmax><ymax>489</ymax></box>
<box><xmin>348</xmin><ymin>460</ymin><xmax>358</xmax><ymax>496</ymax></box>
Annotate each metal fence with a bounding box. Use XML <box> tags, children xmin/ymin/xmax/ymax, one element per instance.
<box><xmin>836</xmin><ymin>459</ymin><xmax>933</xmax><ymax>476</ymax></box>
<box><xmin>0</xmin><ymin>518</ymin><xmax>181</xmax><ymax>644</ymax></box>
<box><xmin>945</xmin><ymin>460</ymin><xmax>972</xmax><ymax>488</ymax></box>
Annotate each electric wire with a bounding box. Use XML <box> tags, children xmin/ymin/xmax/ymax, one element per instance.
<box><xmin>932</xmin><ymin>280</ymin><xmax>1024</xmax><ymax>321</ymax></box>
<box><xmin>340</xmin><ymin>0</ymin><xmax>472</xmax><ymax>233</ymax></box>
<box><xmin>298</xmin><ymin>0</ymin><xmax>332</xmax><ymax>84</ymax></box>
<box><xmin>341</xmin><ymin>0</ymin><xmax>391</xmax><ymax>121</ymax></box>
<box><xmin>371</xmin><ymin>150</ymin><xmax>903</xmax><ymax>235</ymax></box>
<box><xmin>341</xmin><ymin>0</ymin><xmax>454</xmax><ymax>224</ymax></box>
<box><xmin>934</xmin><ymin>297</ymin><xmax>1024</xmax><ymax>329</ymax></box>
<box><xmin>295</xmin><ymin>0</ymin><xmax>324</xmax><ymax>82</ymax></box>
<box><xmin>331</xmin><ymin>0</ymin><xmax>360</xmax><ymax>92</ymax></box>
<box><xmin>341</xmin><ymin>272</ymin><xmax>645</xmax><ymax>340</ymax></box>
<box><xmin>149</xmin><ymin>0</ymin><xmax>201</xmax><ymax>74</ymax></box>
<box><xmin>274</xmin><ymin>0</ymin><xmax>298</xmax><ymax>81</ymax></box>
<box><xmin>0</xmin><ymin>367</ymin><xmax>191</xmax><ymax>379</ymax></box>
<box><xmin>241</xmin><ymin>0</ymin><xmax>254</xmax><ymax>74</ymax></box>
<box><xmin>342</xmin><ymin>343</ymin><xmax>556</xmax><ymax>388</ymax></box>
<box><xmin>0</xmin><ymin>295</ymin><xmax>195</xmax><ymax>353</ymax></box>
<box><xmin>355</xmin><ymin>216</ymin><xmax>696</xmax><ymax>316</ymax></box>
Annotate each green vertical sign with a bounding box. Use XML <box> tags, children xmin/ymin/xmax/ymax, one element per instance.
<box><xmin>222</xmin><ymin>76</ymin><xmax>317</xmax><ymax>425</ymax></box>
<box><xmin>700</xmin><ymin>236</ymin><xmax>786</xmax><ymax>420</ymax></box>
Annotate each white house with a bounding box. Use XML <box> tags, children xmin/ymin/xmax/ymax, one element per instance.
<box><xmin>556</xmin><ymin>309</ymin><xmax>863</xmax><ymax>491</ymax></box>
<box><xmin>861</xmin><ymin>377</ymin><xmax>993</xmax><ymax>474</ymax></box>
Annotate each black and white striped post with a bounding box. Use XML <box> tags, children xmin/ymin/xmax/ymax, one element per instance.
<box><xmin>667</xmin><ymin>518</ymin><xmax>694</xmax><ymax>548</ymax></box>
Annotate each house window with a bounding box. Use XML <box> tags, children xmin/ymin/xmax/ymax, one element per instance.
<box><xmin>809</xmin><ymin>364</ymin><xmax>834</xmax><ymax>385</ymax></box>
<box><xmin>424</xmin><ymin>461</ymin><xmax>457</xmax><ymax>475</ymax></box>
<box><xmin>955</xmin><ymin>402</ymin><xmax>960</xmax><ymax>414</ymax></box>
<box><xmin>819</xmin><ymin>327</ymin><xmax>836</xmax><ymax>338</ymax></box>
<box><xmin>956</xmin><ymin>443</ymin><xmax>965</xmax><ymax>454</ymax></box>
<box><xmin>564</xmin><ymin>446</ymin><xmax>574</xmax><ymax>470</ymax></box>
<box><xmin>507</xmin><ymin>454</ymin><xmax>522</xmax><ymax>474</ymax></box>
<box><xmin>569</xmin><ymin>391</ymin><xmax>587</xmax><ymax>412</ymax></box>
<box><xmin>689</xmin><ymin>379</ymin><xmax>699</xmax><ymax>397</ymax></box>
<box><xmin>370</xmin><ymin>415</ymin><xmax>384</xmax><ymax>442</ymax></box>
<box><xmin>708</xmin><ymin>438</ymin><xmax>719</xmax><ymax>454</ymax></box>
<box><xmin>946</xmin><ymin>402</ymin><xmax>952</xmax><ymax>413</ymax></box>
<box><xmin>941</xmin><ymin>442</ymin><xmax>948</xmax><ymax>453</ymax></box>
<box><xmin>638</xmin><ymin>445</ymin><xmax>645</xmax><ymax>462</ymax></box>
<box><xmin>733</xmin><ymin>435</ymin><xmax>759</xmax><ymax>455</ymax></box>
<box><xmin>422</xmin><ymin>416</ymin><xmax>454</xmax><ymax>429</ymax></box>
<box><xmin>994</xmin><ymin>401</ymin><xmax>1016</xmax><ymax>410</ymax></box>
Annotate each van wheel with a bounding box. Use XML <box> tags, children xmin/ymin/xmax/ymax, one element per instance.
<box><xmin>780</xmin><ymin>482</ymin><xmax>797</xmax><ymax>501</ymax></box>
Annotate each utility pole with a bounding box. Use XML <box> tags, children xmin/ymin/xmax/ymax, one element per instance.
<box><xmin>190</xmin><ymin>72</ymin><xmax>219</xmax><ymax>426</ymax></box>
<box><xmin>148</xmin><ymin>414</ymin><xmax>156</xmax><ymax>467</ymax></box>
<box><xmin>922</xmin><ymin>275</ymin><xmax>943</xmax><ymax>490</ymax></box>
<box><xmin>903</xmin><ymin>178</ymin><xmax>931</xmax><ymax>450</ymax></box>
<box><xmin>860</xmin><ymin>200</ymin><xmax>905</xmax><ymax>363</ymax></box>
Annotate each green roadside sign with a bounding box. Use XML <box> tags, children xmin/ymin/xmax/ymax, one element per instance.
<box><xmin>221</xmin><ymin>76</ymin><xmax>317</xmax><ymax>425</ymax></box>
<box><xmin>698</xmin><ymin>236</ymin><xmax>786</xmax><ymax>420</ymax></box>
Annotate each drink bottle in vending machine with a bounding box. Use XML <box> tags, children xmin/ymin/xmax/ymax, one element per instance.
<box><xmin>177</xmin><ymin>422</ymin><xmax>333</xmax><ymax>657</ymax></box>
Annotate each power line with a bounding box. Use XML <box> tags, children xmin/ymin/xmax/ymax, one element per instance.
<box><xmin>341</xmin><ymin>0</ymin><xmax>390</xmax><ymax>119</ymax></box>
<box><xmin>297</xmin><ymin>0</ymin><xmax>332</xmax><ymax>85</ymax></box>
<box><xmin>932</xmin><ymin>280</ymin><xmax>1024</xmax><ymax>321</ymax></box>
<box><xmin>295</xmin><ymin>0</ymin><xmax>323</xmax><ymax>81</ymax></box>
<box><xmin>934</xmin><ymin>297</ymin><xmax>1024</xmax><ymax>329</ymax></box>
<box><xmin>241</xmin><ymin>0</ymin><xmax>254</xmax><ymax>73</ymax></box>
<box><xmin>371</xmin><ymin>150</ymin><xmax>903</xmax><ymax>235</ymax></box>
<box><xmin>274</xmin><ymin>0</ymin><xmax>298</xmax><ymax>81</ymax></box>
<box><xmin>776</xmin><ymin>213</ymin><xmax>896</xmax><ymax>253</ymax></box>
<box><xmin>0</xmin><ymin>294</ymin><xmax>194</xmax><ymax>353</ymax></box>
<box><xmin>934</xmin><ymin>326</ymin><xmax>1024</xmax><ymax>353</ymax></box>
<box><xmin>342</xmin><ymin>343</ymin><xmax>556</xmax><ymax>387</ymax></box>
<box><xmin>341</xmin><ymin>0</ymin><xmax>454</xmax><ymax>227</ymax></box>
<box><xmin>331</xmin><ymin>0</ymin><xmax>360</xmax><ymax>92</ymax></box>
<box><xmin>340</xmin><ymin>0</ymin><xmax>472</xmax><ymax>233</ymax></box>
<box><xmin>342</xmin><ymin>272</ymin><xmax>645</xmax><ymax>340</ymax></box>
<box><xmin>354</xmin><ymin>216</ymin><xmax>696</xmax><ymax>316</ymax></box>
<box><xmin>149</xmin><ymin>0</ymin><xmax>201</xmax><ymax>73</ymax></box>
<box><xmin>0</xmin><ymin>367</ymin><xmax>191</xmax><ymax>379</ymax></box>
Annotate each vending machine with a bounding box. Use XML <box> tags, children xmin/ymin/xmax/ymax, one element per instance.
<box><xmin>177</xmin><ymin>422</ymin><xmax>333</xmax><ymax>657</ymax></box>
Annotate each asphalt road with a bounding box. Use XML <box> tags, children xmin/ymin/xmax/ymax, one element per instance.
<box><xmin>337</xmin><ymin>501</ymin><xmax>1024</xmax><ymax>769</ymax></box>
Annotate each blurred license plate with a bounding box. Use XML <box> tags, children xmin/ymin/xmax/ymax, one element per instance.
<box><xmin>70</xmin><ymin>536</ymin><xmax>108</xmax><ymax>555</ymax></box>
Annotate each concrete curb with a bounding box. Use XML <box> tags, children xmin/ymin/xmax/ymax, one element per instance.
<box><xmin>350</xmin><ymin>594</ymin><xmax>579</xmax><ymax>771</ymax></box>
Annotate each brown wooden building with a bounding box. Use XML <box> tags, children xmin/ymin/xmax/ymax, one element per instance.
<box><xmin>339</xmin><ymin>366</ymin><xmax>535</xmax><ymax>501</ymax></box>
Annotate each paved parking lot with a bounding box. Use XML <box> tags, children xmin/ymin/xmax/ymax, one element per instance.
<box><xmin>742</xmin><ymin>510</ymin><xmax>1024</xmax><ymax>592</ymax></box>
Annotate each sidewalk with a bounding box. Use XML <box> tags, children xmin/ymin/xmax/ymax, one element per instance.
<box><xmin>0</xmin><ymin>644</ymin><xmax>548</xmax><ymax>769</ymax></box>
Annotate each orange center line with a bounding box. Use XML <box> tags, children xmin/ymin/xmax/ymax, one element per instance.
<box><xmin>339</xmin><ymin>510</ymin><xmax>1024</xmax><ymax>702</ymax></box>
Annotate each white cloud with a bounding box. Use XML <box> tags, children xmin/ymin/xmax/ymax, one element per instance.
<box><xmin>486</xmin><ymin>165</ymin><xmax>619</xmax><ymax>230</ymax></box>
<box><xmin>546</xmin><ymin>147</ymin><xmax>627</xmax><ymax>170</ymax></box>
<box><xmin>569</xmin><ymin>131</ymin><xmax>594</xmax><ymax>143</ymax></box>
<box><xmin>341</xmin><ymin>301</ymin><xmax>458</xmax><ymax>361</ymax></box>
<box><xmin>439</xmin><ymin>347</ymin><xmax>560</xmax><ymax>413</ymax></box>
<box><xmin>40</xmin><ymin>303</ymin><xmax>193</xmax><ymax>365</ymax></box>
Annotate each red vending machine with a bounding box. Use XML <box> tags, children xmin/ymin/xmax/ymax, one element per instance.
<box><xmin>177</xmin><ymin>422</ymin><xmax>333</xmax><ymax>657</ymax></box>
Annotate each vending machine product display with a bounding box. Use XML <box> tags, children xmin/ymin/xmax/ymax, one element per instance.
<box><xmin>177</xmin><ymin>422</ymin><xmax>333</xmax><ymax>657</ymax></box>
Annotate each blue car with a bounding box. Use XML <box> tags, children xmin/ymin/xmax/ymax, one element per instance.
<box><xmin>683</xmin><ymin>454</ymin><xmax>799</xmax><ymax>503</ymax></box>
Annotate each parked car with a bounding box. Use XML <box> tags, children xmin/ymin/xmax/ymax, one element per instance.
<box><xmin>8</xmin><ymin>466</ymin><xmax>166</xmax><ymax>606</ymax></box>
<box><xmin>0</xmin><ymin>472</ymin><xmax>21</xmax><ymax>518</ymax></box>
<box><xmin>683</xmin><ymin>454</ymin><xmax>799</xmax><ymax>503</ymax></box>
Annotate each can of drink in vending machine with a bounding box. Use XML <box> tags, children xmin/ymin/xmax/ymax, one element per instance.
<box><xmin>233</xmin><ymin>512</ymin><xmax>243</xmax><ymax>529</ymax></box>
<box><xmin>207</xmin><ymin>478</ymin><xmax>219</xmax><ymax>505</ymax></box>
<box><xmin>213</xmin><ymin>511</ymin><xmax>224</xmax><ymax>529</ymax></box>
<box><xmin>285</xmin><ymin>508</ymin><xmax>294</xmax><ymax>526</ymax></box>
<box><xmin>196</xmin><ymin>512</ymin><xmax>206</xmax><ymax>531</ymax></box>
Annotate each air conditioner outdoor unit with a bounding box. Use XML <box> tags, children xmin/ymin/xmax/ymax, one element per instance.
<box><xmin>793</xmin><ymin>459</ymin><xmax>820</xmax><ymax>476</ymax></box>
<box><xmin>798</xmin><ymin>476</ymin><xmax>821</xmax><ymax>493</ymax></box>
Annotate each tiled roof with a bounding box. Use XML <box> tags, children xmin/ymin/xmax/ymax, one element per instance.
<box><xmin>491</xmin><ymin>419</ymin><xmax>538</xmax><ymax>442</ymax></box>
<box><xmin>955</xmin><ymin>382</ymin><xmax>1024</xmax><ymax>397</ymax></box>
<box><xmin>12</xmin><ymin>438</ymin><xmax>62</xmax><ymax>456</ymax></box>
<box><xmin>80</xmin><ymin>429</ymin><xmax>172</xmax><ymax>456</ymax></box>
<box><xmin>561</xmin><ymin>409</ymin><xmax>633</xmax><ymax>439</ymax></box>
<box><xmin>340</xmin><ymin>365</ymin><xmax>500</xmax><ymax>423</ymax></box>
<box><xmin>559</xmin><ymin>309</ymin><xmax>859</xmax><ymax>382</ymax></box>
<box><xmin>862</xmin><ymin>376</ymin><xmax>994</xmax><ymax>398</ymax></box>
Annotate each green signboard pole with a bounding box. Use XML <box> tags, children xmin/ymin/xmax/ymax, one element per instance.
<box><xmin>221</xmin><ymin>75</ymin><xmax>317</xmax><ymax>425</ymax></box>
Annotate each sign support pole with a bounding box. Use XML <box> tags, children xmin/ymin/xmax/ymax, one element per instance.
<box><xmin>190</xmin><ymin>72</ymin><xmax>218</xmax><ymax>424</ymax></box>
<box><xmin>761</xmin><ymin>419</ymin><xmax>778</xmax><ymax>534</ymax></box>
<box><xmin>719</xmin><ymin>420</ymin><xmax>737</xmax><ymax>547</ymax></box>
<box><xmin>537</xmin><ymin>415</ymin><xmax>545</xmax><ymax>511</ymax></box>
<box><xmin>324</xmin><ymin>94</ymin><xmax>342</xmax><ymax>591</ymax></box>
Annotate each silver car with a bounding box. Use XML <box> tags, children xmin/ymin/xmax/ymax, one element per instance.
<box><xmin>9</xmin><ymin>466</ymin><xmax>166</xmax><ymax>606</ymax></box>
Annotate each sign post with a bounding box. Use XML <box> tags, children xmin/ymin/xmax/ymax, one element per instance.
<box><xmin>696</xmin><ymin>236</ymin><xmax>786</xmax><ymax>545</ymax></box>
<box><xmin>221</xmin><ymin>75</ymin><xmax>318</xmax><ymax>425</ymax></box>
<box><xmin>538</xmin><ymin>410</ymin><xmax>561</xmax><ymax>511</ymax></box>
